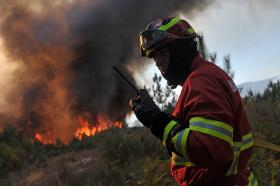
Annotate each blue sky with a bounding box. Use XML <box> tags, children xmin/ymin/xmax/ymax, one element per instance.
<box><xmin>186</xmin><ymin>0</ymin><xmax>280</xmax><ymax>84</ymax></box>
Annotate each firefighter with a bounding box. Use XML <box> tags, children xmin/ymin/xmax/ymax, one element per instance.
<box><xmin>129</xmin><ymin>17</ymin><xmax>258</xmax><ymax>186</ymax></box>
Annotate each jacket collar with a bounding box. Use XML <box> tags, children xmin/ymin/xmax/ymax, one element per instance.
<box><xmin>189</xmin><ymin>54</ymin><xmax>204</xmax><ymax>73</ymax></box>
<box><xmin>179</xmin><ymin>54</ymin><xmax>204</xmax><ymax>86</ymax></box>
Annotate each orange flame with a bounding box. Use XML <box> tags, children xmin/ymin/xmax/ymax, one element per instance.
<box><xmin>34</xmin><ymin>114</ymin><xmax>124</xmax><ymax>144</ymax></box>
<box><xmin>74</xmin><ymin>114</ymin><xmax>123</xmax><ymax>140</ymax></box>
<box><xmin>35</xmin><ymin>133</ymin><xmax>43</xmax><ymax>142</ymax></box>
<box><xmin>34</xmin><ymin>132</ymin><xmax>55</xmax><ymax>144</ymax></box>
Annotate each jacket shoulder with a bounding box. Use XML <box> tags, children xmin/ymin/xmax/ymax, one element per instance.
<box><xmin>187</xmin><ymin>60</ymin><xmax>239</xmax><ymax>95</ymax></box>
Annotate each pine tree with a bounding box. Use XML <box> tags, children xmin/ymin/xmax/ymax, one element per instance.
<box><xmin>208</xmin><ymin>52</ymin><xmax>217</xmax><ymax>64</ymax></box>
<box><xmin>197</xmin><ymin>33</ymin><xmax>208</xmax><ymax>60</ymax></box>
<box><xmin>150</xmin><ymin>73</ymin><xmax>176</xmax><ymax>113</ymax></box>
<box><xmin>197</xmin><ymin>33</ymin><xmax>217</xmax><ymax>64</ymax></box>
<box><xmin>223</xmin><ymin>54</ymin><xmax>235</xmax><ymax>79</ymax></box>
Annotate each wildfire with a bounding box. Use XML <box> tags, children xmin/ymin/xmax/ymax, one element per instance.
<box><xmin>35</xmin><ymin>133</ymin><xmax>43</xmax><ymax>142</ymax></box>
<box><xmin>34</xmin><ymin>130</ymin><xmax>57</xmax><ymax>145</ymax></box>
<box><xmin>34</xmin><ymin>114</ymin><xmax>124</xmax><ymax>144</ymax></box>
<box><xmin>75</xmin><ymin>114</ymin><xmax>123</xmax><ymax>140</ymax></box>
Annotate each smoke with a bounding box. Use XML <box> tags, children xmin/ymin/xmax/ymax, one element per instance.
<box><xmin>0</xmin><ymin>0</ymin><xmax>212</xmax><ymax>142</ymax></box>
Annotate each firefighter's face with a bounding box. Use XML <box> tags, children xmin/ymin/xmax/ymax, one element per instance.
<box><xmin>152</xmin><ymin>48</ymin><xmax>170</xmax><ymax>77</ymax></box>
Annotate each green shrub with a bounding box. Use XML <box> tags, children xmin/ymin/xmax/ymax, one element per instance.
<box><xmin>244</xmin><ymin>81</ymin><xmax>280</xmax><ymax>185</ymax></box>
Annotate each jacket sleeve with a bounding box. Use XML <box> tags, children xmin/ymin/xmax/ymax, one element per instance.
<box><xmin>153</xmin><ymin>75</ymin><xmax>234</xmax><ymax>169</ymax></box>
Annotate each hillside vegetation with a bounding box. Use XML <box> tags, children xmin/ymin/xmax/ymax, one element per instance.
<box><xmin>0</xmin><ymin>127</ymin><xmax>175</xmax><ymax>186</ymax></box>
<box><xmin>244</xmin><ymin>81</ymin><xmax>280</xmax><ymax>185</ymax></box>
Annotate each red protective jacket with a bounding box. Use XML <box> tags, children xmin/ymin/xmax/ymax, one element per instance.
<box><xmin>162</xmin><ymin>55</ymin><xmax>257</xmax><ymax>186</ymax></box>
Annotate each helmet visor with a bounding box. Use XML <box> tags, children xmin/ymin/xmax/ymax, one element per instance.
<box><xmin>139</xmin><ymin>29</ymin><xmax>169</xmax><ymax>51</ymax></box>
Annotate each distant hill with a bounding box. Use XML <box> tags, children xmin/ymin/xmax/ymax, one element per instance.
<box><xmin>238</xmin><ymin>76</ymin><xmax>280</xmax><ymax>97</ymax></box>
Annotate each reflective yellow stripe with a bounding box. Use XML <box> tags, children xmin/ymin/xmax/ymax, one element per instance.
<box><xmin>189</xmin><ymin>117</ymin><xmax>233</xmax><ymax>145</ymax></box>
<box><xmin>181</xmin><ymin>129</ymin><xmax>190</xmax><ymax>157</ymax></box>
<box><xmin>226</xmin><ymin>132</ymin><xmax>254</xmax><ymax>176</ymax></box>
<box><xmin>243</xmin><ymin>133</ymin><xmax>252</xmax><ymax>140</ymax></box>
<box><xmin>186</xmin><ymin>27</ymin><xmax>195</xmax><ymax>34</ymax></box>
<box><xmin>188</xmin><ymin>117</ymin><xmax>254</xmax><ymax>177</ymax></box>
<box><xmin>171</xmin><ymin>133</ymin><xmax>179</xmax><ymax>151</ymax></box>
<box><xmin>233</xmin><ymin>142</ymin><xmax>241</xmax><ymax>156</ymax></box>
<box><xmin>159</xmin><ymin>17</ymin><xmax>181</xmax><ymax>31</ymax></box>
<box><xmin>247</xmin><ymin>172</ymin><xmax>258</xmax><ymax>186</ymax></box>
<box><xmin>241</xmin><ymin>133</ymin><xmax>254</xmax><ymax>151</ymax></box>
<box><xmin>190</xmin><ymin>117</ymin><xmax>233</xmax><ymax>132</ymax></box>
<box><xmin>226</xmin><ymin>157</ymin><xmax>239</xmax><ymax>176</ymax></box>
<box><xmin>172</xmin><ymin>130</ymin><xmax>183</xmax><ymax>155</ymax></box>
<box><xmin>226</xmin><ymin>142</ymin><xmax>241</xmax><ymax>176</ymax></box>
<box><xmin>145</xmin><ymin>48</ymin><xmax>155</xmax><ymax>57</ymax></box>
<box><xmin>162</xmin><ymin>120</ymin><xmax>177</xmax><ymax>147</ymax></box>
<box><xmin>171</xmin><ymin>152</ymin><xmax>195</xmax><ymax>167</ymax></box>
<box><xmin>171</xmin><ymin>128</ymin><xmax>191</xmax><ymax>156</ymax></box>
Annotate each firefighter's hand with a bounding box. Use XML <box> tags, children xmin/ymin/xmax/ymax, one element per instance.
<box><xmin>129</xmin><ymin>89</ymin><xmax>161</xmax><ymax>128</ymax></box>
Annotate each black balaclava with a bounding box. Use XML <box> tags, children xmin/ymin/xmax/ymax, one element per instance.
<box><xmin>164</xmin><ymin>38</ymin><xmax>198</xmax><ymax>88</ymax></box>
